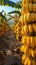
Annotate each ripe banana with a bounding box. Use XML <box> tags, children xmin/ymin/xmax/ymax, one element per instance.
<box><xmin>22</xmin><ymin>36</ymin><xmax>36</xmax><ymax>48</ymax></box>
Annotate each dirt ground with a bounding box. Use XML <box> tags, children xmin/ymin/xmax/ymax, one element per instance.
<box><xmin>0</xmin><ymin>29</ymin><xmax>22</xmax><ymax>65</ymax></box>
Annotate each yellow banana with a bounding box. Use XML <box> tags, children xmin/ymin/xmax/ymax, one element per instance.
<box><xmin>30</xmin><ymin>37</ymin><xmax>35</xmax><ymax>48</ymax></box>
<box><xmin>19</xmin><ymin>15</ymin><xmax>24</xmax><ymax>24</ymax></box>
<box><xmin>16</xmin><ymin>33</ymin><xmax>19</xmax><ymax>40</ymax></box>
<box><xmin>22</xmin><ymin>55</ymin><xmax>27</xmax><ymax>63</ymax></box>
<box><xmin>33</xmin><ymin>4</ymin><xmax>36</xmax><ymax>12</ymax></box>
<box><xmin>30</xmin><ymin>13</ymin><xmax>34</xmax><ymax>22</ymax></box>
<box><xmin>31</xmin><ymin>49</ymin><xmax>35</xmax><ymax>58</ymax></box>
<box><xmin>28</xmin><ymin>3</ymin><xmax>33</xmax><ymax>12</ymax></box>
<box><xmin>21</xmin><ymin>25</ymin><xmax>28</xmax><ymax>35</ymax></box>
<box><xmin>28</xmin><ymin>59</ymin><xmax>32</xmax><ymax>65</ymax></box>
<box><xmin>32</xmin><ymin>24</ymin><xmax>36</xmax><ymax>32</ymax></box>
<box><xmin>27</xmin><ymin>36</ymin><xmax>30</xmax><ymax>46</ymax></box>
<box><xmin>22</xmin><ymin>36</ymin><xmax>27</xmax><ymax>44</ymax></box>
<box><xmin>24</xmin><ymin>57</ymin><xmax>30</xmax><ymax>65</ymax></box>
<box><xmin>28</xmin><ymin>24</ymin><xmax>33</xmax><ymax>33</ymax></box>
<box><xmin>20</xmin><ymin>45</ymin><xmax>25</xmax><ymax>52</ymax></box>
<box><xmin>26</xmin><ymin>13</ymin><xmax>30</xmax><ymax>23</ymax></box>
<box><xmin>24</xmin><ymin>45</ymin><xmax>29</xmax><ymax>54</ymax></box>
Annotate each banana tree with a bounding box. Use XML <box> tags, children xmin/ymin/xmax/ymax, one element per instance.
<box><xmin>7</xmin><ymin>0</ymin><xmax>22</xmax><ymax>22</ymax></box>
<box><xmin>0</xmin><ymin>0</ymin><xmax>22</xmax><ymax>25</ymax></box>
<box><xmin>0</xmin><ymin>0</ymin><xmax>22</xmax><ymax>16</ymax></box>
<box><xmin>0</xmin><ymin>10</ymin><xmax>10</xmax><ymax>25</ymax></box>
<box><xmin>0</xmin><ymin>0</ymin><xmax>21</xmax><ymax>8</ymax></box>
<box><xmin>8</xmin><ymin>0</ymin><xmax>22</xmax><ymax>14</ymax></box>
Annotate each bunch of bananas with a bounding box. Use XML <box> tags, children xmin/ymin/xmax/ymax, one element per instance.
<box><xmin>22</xmin><ymin>3</ymin><xmax>36</xmax><ymax>12</ymax></box>
<box><xmin>14</xmin><ymin>0</ymin><xmax>36</xmax><ymax>65</ymax></box>
<box><xmin>19</xmin><ymin>13</ymin><xmax>36</xmax><ymax>24</ymax></box>
<box><xmin>22</xmin><ymin>0</ymin><xmax>36</xmax><ymax>4</ymax></box>
<box><xmin>20</xmin><ymin>45</ymin><xmax>36</xmax><ymax>58</ymax></box>
<box><xmin>22</xmin><ymin>55</ymin><xmax>36</xmax><ymax>65</ymax></box>
<box><xmin>20</xmin><ymin>0</ymin><xmax>36</xmax><ymax>65</ymax></box>
<box><xmin>22</xmin><ymin>36</ymin><xmax>36</xmax><ymax>48</ymax></box>
<box><xmin>14</xmin><ymin>23</ymin><xmax>19</xmax><ymax>40</ymax></box>
<box><xmin>14</xmin><ymin>23</ymin><xmax>22</xmax><ymax>40</ymax></box>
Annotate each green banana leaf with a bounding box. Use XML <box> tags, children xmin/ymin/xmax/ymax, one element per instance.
<box><xmin>0</xmin><ymin>11</ymin><xmax>7</xmax><ymax>21</ymax></box>
<box><xmin>0</xmin><ymin>0</ymin><xmax>21</xmax><ymax>9</ymax></box>
<box><xmin>8</xmin><ymin>10</ymin><xmax>21</xmax><ymax>15</ymax></box>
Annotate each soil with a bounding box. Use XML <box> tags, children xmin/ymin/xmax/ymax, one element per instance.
<box><xmin>0</xmin><ymin>29</ymin><xmax>22</xmax><ymax>65</ymax></box>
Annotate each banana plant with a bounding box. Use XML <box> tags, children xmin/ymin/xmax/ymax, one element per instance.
<box><xmin>0</xmin><ymin>0</ymin><xmax>22</xmax><ymax>25</ymax></box>
<box><xmin>0</xmin><ymin>0</ymin><xmax>21</xmax><ymax>9</ymax></box>
<box><xmin>8</xmin><ymin>10</ymin><xmax>21</xmax><ymax>16</ymax></box>
<box><xmin>0</xmin><ymin>10</ymin><xmax>7</xmax><ymax>21</ymax></box>
<box><xmin>0</xmin><ymin>10</ymin><xmax>8</xmax><ymax>25</ymax></box>
<box><xmin>0</xmin><ymin>0</ymin><xmax>22</xmax><ymax>16</ymax></box>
